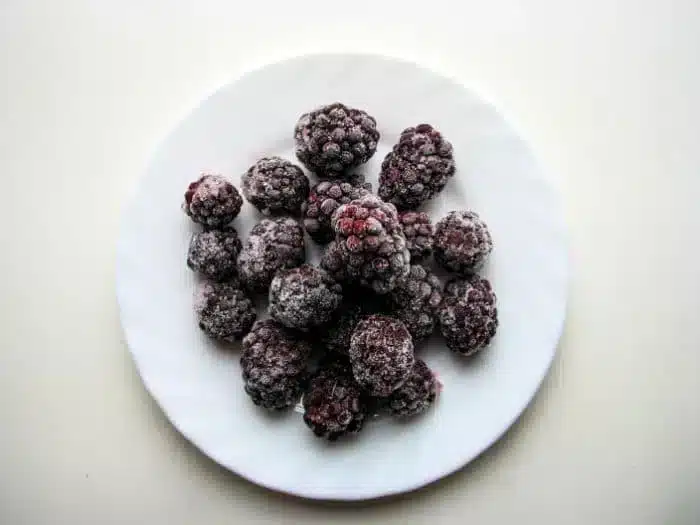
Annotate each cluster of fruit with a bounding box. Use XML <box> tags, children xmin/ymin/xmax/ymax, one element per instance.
<box><xmin>182</xmin><ymin>103</ymin><xmax>497</xmax><ymax>441</ymax></box>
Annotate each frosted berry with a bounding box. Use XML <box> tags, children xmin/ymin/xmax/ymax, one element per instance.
<box><xmin>294</xmin><ymin>103</ymin><xmax>380</xmax><ymax>176</ymax></box>
<box><xmin>330</xmin><ymin>194</ymin><xmax>410</xmax><ymax>294</ymax></box>
<box><xmin>349</xmin><ymin>315</ymin><xmax>414</xmax><ymax>397</ymax></box>
<box><xmin>193</xmin><ymin>280</ymin><xmax>256</xmax><ymax>342</ymax></box>
<box><xmin>434</xmin><ymin>210</ymin><xmax>493</xmax><ymax>275</ymax></box>
<box><xmin>388</xmin><ymin>264</ymin><xmax>443</xmax><ymax>341</ymax></box>
<box><xmin>398</xmin><ymin>211</ymin><xmax>433</xmax><ymax>261</ymax></box>
<box><xmin>440</xmin><ymin>276</ymin><xmax>498</xmax><ymax>356</ymax></box>
<box><xmin>183</xmin><ymin>174</ymin><xmax>243</xmax><ymax>227</ymax></box>
<box><xmin>240</xmin><ymin>320</ymin><xmax>311</xmax><ymax>410</ymax></box>
<box><xmin>303</xmin><ymin>362</ymin><xmax>369</xmax><ymax>440</ymax></box>
<box><xmin>186</xmin><ymin>227</ymin><xmax>241</xmax><ymax>281</ymax></box>
<box><xmin>269</xmin><ymin>264</ymin><xmax>343</xmax><ymax>331</ymax></box>
<box><xmin>302</xmin><ymin>179</ymin><xmax>371</xmax><ymax>244</ymax></box>
<box><xmin>237</xmin><ymin>217</ymin><xmax>305</xmax><ymax>292</ymax></box>
<box><xmin>379</xmin><ymin>124</ymin><xmax>455</xmax><ymax>210</ymax></box>
<box><xmin>241</xmin><ymin>157</ymin><xmax>309</xmax><ymax>216</ymax></box>
<box><xmin>387</xmin><ymin>359</ymin><xmax>440</xmax><ymax>418</ymax></box>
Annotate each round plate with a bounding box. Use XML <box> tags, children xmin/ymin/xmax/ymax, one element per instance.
<box><xmin>117</xmin><ymin>54</ymin><xmax>567</xmax><ymax>501</ymax></box>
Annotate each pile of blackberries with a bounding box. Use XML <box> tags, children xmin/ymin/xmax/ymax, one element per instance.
<box><xmin>182</xmin><ymin>103</ymin><xmax>498</xmax><ymax>442</ymax></box>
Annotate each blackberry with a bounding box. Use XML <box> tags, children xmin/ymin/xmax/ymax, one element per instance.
<box><xmin>186</xmin><ymin>227</ymin><xmax>242</xmax><ymax>281</ymax></box>
<box><xmin>387</xmin><ymin>359</ymin><xmax>440</xmax><ymax>418</ymax></box>
<box><xmin>302</xmin><ymin>362</ymin><xmax>368</xmax><ymax>440</ymax></box>
<box><xmin>434</xmin><ymin>210</ymin><xmax>493</xmax><ymax>275</ymax></box>
<box><xmin>241</xmin><ymin>157</ymin><xmax>309</xmax><ymax>216</ymax></box>
<box><xmin>319</xmin><ymin>240</ymin><xmax>350</xmax><ymax>284</ymax></box>
<box><xmin>183</xmin><ymin>174</ymin><xmax>243</xmax><ymax>227</ymax></box>
<box><xmin>330</xmin><ymin>194</ymin><xmax>410</xmax><ymax>294</ymax></box>
<box><xmin>349</xmin><ymin>315</ymin><xmax>414</xmax><ymax>397</ymax></box>
<box><xmin>240</xmin><ymin>320</ymin><xmax>312</xmax><ymax>410</ymax></box>
<box><xmin>302</xmin><ymin>179</ymin><xmax>371</xmax><ymax>244</ymax></box>
<box><xmin>193</xmin><ymin>280</ymin><xmax>256</xmax><ymax>342</ymax></box>
<box><xmin>388</xmin><ymin>264</ymin><xmax>443</xmax><ymax>341</ymax></box>
<box><xmin>378</xmin><ymin>124</ymin><xmax>455</xmax><ymax>210</ymax></box>
<box><xmin>440</xmin><ymin>276</ymin><xmax>498</xmax><ymax>356</ymax></box>
<box><xmin>398</xmin><ymin>211</ymin><xmax>433</xmax><ymax>261</ymax></box>
<box><xmin>319</xmin><ymin>302</ymin><xmax>365</xmax><ymax>355</ymax></box>
<box><xmin>294</xmin><ymin>103</ymin><xmax>380</xmax><ymax>176</ymax></box>
<box><xmin>237</xmin><ymin>217</ymin><xmax>305</xmax><ymax>292</ymax></box>
<box><xmin>268</xmin><ymin>264</ymin><xmax>343</xmax><ymax>331</ymax></box>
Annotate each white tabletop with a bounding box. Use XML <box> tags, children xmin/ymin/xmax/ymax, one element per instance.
<box><xmin>1</xmin><ymin>1</ymin><xmax>699</xmax><ymax>523</ymax></box>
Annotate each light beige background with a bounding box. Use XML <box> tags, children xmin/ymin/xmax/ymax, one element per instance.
<box><xmin>1</xmin><ymin>1</ymin><xmax>699</xmax><ymax>523</ymax></box>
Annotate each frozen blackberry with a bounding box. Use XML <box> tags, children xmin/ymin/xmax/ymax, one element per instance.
<box><xmin>399</xmin><ymin>211</ymin><xmax>433</xmax><ymax>261</ymax></box>
<box><xmin>387</xmin><ymin>359</ymin><xmax>440</xmax><ymax>418</ymax></box>
<box><xmin>294</xmin><ymin>103</ymin><xmax>380</xmax><ymax>176</ymax></box>
<box><xmin>303</xmin><ymin>362</ymin><xmax>368</xmax><ymax>441</ymax></box>
<box><xmin>186</xmin><ymin>227</ymin><xmax>242</xmax><ymax>281</ymax></box>
<box><xmin>241</xmin><ymin>320</ymin><xmax>312</xmax><ymax>410</ymax></box>
<box><xmin>241</xmin><ymin>157</ymin><xmax>309</xmax><ymax>216</ymax></box>
<box><xmin>388</xmin><ymin>264</ymin><xmax>443</xmax><ymax>341</ymax></box>
<box><xmin>302</xmin><ymin>179</ymin><xmax>371</xmax><ymax>244</ymax></box>
<box><xmin>434</xmin><ymin>210</ymin><xmax>493</xmax><ymax>275</ymax></box>
<box><xmin>330</xmin><ymin>194</ymin><xmax>410</xmax><ymax>294</ymax></box>
<box><xmin>332</xmin><ymin>193</ymin><xmax>403</xmax><ymax>239</ymax></box>
<box><xmin>319</xmin><ymin>240</ymin><xmax>350</xmax><ymax>284</ymax></box>
<box><xmin>269</xmin><ymin>264</ymin><xmax>343</xmax><ymax>331</ymax></box>
<box><xmin>193</xmin><ymin>280</ymin><xmax>256</xmax><ymax>342</ymax></box>
<box><xmin>349</xmin><ymin>315</ymin><xmax>414</xmax><ymax>397</ymax></box>
<box><xmin>378</xmin><ymin>124</ymin><xmax>455</xmax><ymax>210</ymax></box>
<box><xmin>183</xmin><ymin>174</ymin><xmax>243</xmax><ymax>227</ymax></box>
<box><xmin>319</xmin><ymin>302</ymin><xmax>365</xmax><ymax>355</ymax></box>
<box><xmin>237</xmin><ymin>217</ymin><xmax>305</xmax><ymax>292</ymax></box>
<box><xmin>440</xmin><ymin>276</ymin><xmax>498</xmax><ymax>356</ymax></box>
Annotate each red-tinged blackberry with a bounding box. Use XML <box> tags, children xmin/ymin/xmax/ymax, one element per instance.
<box><xmin>302</xmin><ymin>361</ymin><xmax>369</xmax><ymax>441</ymax></box>
<box><xmin>434</xmin><ymin>210</ymin><xmax>493</xmax><ymax>275</ymax></box>
<box><xmin>294</xmin><ymin>103</ymin><xmax>380</xmax><ymax>176</ymax></box>
<box><xmin>378</xmin><ymin>124</ymin><xmax>455</xmax><ymax>210</ymax></box>
<box><xmin>398</xmin><ymin>211</ymin><xmax>433</xmax><ymax>261</ymax></box>
<box><xmin>388</xmin><ymin>264</ymin><xmax>443</xmax><ymax>341</ymax></box>
<box><xmin>183</xmin><ymin>174</ymin><xmax>243</xmax><ymax>227</ymax></box>
<box><xmin>349</xmin><ymin>315</ymin><xmax>414</xmax><ymax>397</ymax></box>
<box><xmin>440</xmin><ymin>276</ymin><xmax>498</xmax><ymax>356</ymax></box>
<box><xmin>387</xmin><ymin>359</ymin><xmax>440</xmax><ymax>418</ymax></box>
<box><xmin>302</xmin><ymin>179</ymin><xmax>371</xmax><ymax>244</ymax></box>
<box><xmin>240</xmin><ymin>320</ymin><xmax>312</xmax><ymax>410</ymax></box>
<box><xmin>331</xmin><ymin>193</ymin><xmax>403</xmax><ymax>240</ymax></box>
<box><xmin>237</xmin><ymin>217</ymin><xmax>305</xmax><ymax>293</ymax></box>
<box><xmin>241</xmin><ymin>157</ymin><xmax>309</xmax><ymax>216</ymax></box>
<box><xmin>193</xmin><ymin>280</ymin><xmax>256</xmax><ymax>342</ymax></box>
<box><xmin>330</xmin><ymin>194</ymin><xmax>410</xmax><ymax>294</ymax></box>
<box><xmin>186</xmin><ymin>226</ymin><xmax>242</xmax><ymax>281</ymax></box>
<box><xmin>268</xmin><ymin>264</ymin><xmax>343</xmax><ymax>331</ymax></box>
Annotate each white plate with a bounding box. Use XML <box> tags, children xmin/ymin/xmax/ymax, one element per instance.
<box><xmin>117</xmin><ymin>54</ymin><xmax>568</xmax><ymax>501</ymax></box>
